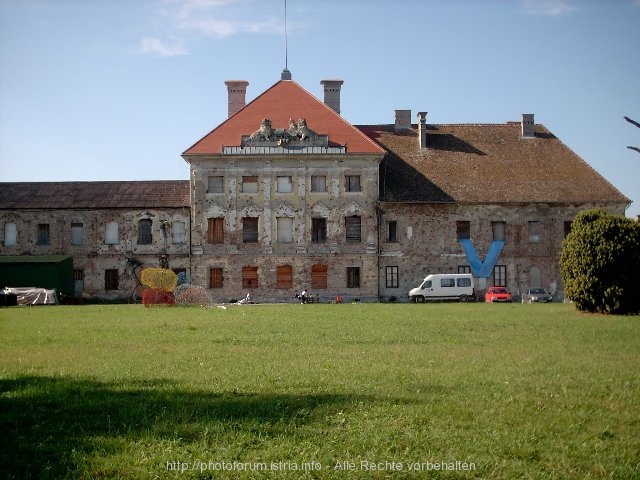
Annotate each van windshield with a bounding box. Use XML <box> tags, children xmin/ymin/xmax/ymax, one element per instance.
<box><xmin>420</xmin><ymin>280</ymin><xmax>432</xmax><ymax>289</ymax></box>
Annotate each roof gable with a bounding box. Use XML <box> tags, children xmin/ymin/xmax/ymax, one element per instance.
<box><xmin>359</xmin><ymin>123</ymin><xmax>629</xmax><ymax>205</ymax></box>
<box><xmin>183</xmin><ymin>80</ymin><xmax>384</xmax><ymax>155</ymax></box>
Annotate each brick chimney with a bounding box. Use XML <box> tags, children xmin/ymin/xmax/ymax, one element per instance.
<box><xmin>522</xmin><ymin>113</ymin><xmax>535</xmax><ymax>138</ymax></box>
<box><xmin>395</xmin><ymin>110</ymin><xmax>411</xmax><ymax>133</ymax></box>
<box><xmin>224</xmin><ymin>80</ymin><xmax>249</xmax><ymax>118</ymax></box>
<box><xmin>320</xmin><ymin>80</ymin><xmax>343</xmax><ymax>115</ymax></box>
<box><xmin>417</xmin><ymin>112</ymin><xmax>428</xmax><ymax>149</ymax></box>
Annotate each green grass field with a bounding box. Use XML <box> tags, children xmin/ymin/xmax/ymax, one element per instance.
<box><xmin>1</xmin><ymin>303</ymin><xmax>638</xmax><ymax>479</ymax></box>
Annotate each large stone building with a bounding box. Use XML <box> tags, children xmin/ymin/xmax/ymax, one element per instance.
<box><xmin>0</xmin><ymin>72</ymin><xmax>630</xmax><ymax>302</ymax></box>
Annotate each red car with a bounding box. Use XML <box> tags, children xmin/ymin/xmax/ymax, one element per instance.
<box><xmin>485</xmin><ymin>287</ymin><xmax>512</xmax><ymax>303</ymax></box>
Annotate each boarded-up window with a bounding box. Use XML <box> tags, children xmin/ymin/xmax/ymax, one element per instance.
<box><xmin>345</xmin><ymin>175</ymin><xmax>361</xmax><ymax>192</ymax></box>
<box><xmin>311</xmin><ymin>264</ymin><xmax>328</xmax><ymax>289</ymax></box>
<box><xmin>242</xmin><ymin>266</ymin><xmax>258</xmax><ymax>288</ymax></box>
<box><xmin>528</xmin><ymin>221</ymin><xmax>542</xmax><ymax>243</ymax></box>
<box><xmin>456</xmin><ymin>221</ymin><xmax>470</xmax><ymax>240</ymax></box>
<box><xmin>138</xmin><ymin>219</ymin><xmax>153</xmax><ymax>245</ymax></box>
<box><xmin>242</xmin><ymin>176</ymin><xmax>258</xmax><ymax>193</ymax></box>
<box><xmin>347</xmin><ymin>267</ymin><xmax>360</xmax><ymax>288</ymax></box>
<box><xmin>207</xmin><ymin>217</ymin><xmax>224</xmax><ymax>244</ymax></box>
<box><xmin>71</xmin><ymin>223</ymin><xmax>84</xmax><ymax>245</ymax></box>
<box><xmin>276</xmin><ymin>217</ymin><xmax>293</xmax><ymax>243</ymax></box>
<box><xmin>276</xmin><ymin>265</ymin><xmax>293</xmax><ymax>289</ymax></box>
<box><xmin>210</xmin><ymin>268</ymin><xmax>223</xmax><ymax>288</ymax></box>
<box><xmin>4</xmin><ymin>222</ymin><xmax>17</xmax><ymax>246</ymax></box>
<box><xmin>276</xmin><ymin>176</ymin><xmax>293</xmax><ymax>193</ymax></box>
<box><xmin>105</xmin><ymin>269</ymin><xmax>119</xmax><ymax>290</ymax></box>
<box><xmin>105</xmin><ymin>222</ymin><xmax>118</xmax><ymax>245</ymax></box>
<box><xmin>37</xmin><ymin>223</ymin><xmax>50</xmax><ymax>245</ymax></box>
<box><xmin>207</xmin><ymin>176</ymin><xmax>224</xmax><ymax>193</ymax></box>
<box><xmin>243</xmin><ymin>217</ymin><xmax>258</xmax><ymax>243</ymax></box>
<box><xmin>172</xmin><ymin>221</ymin><xmax>186</xmax><ymax>244</ymax></box>
<box><xmin>492</xmin><ymin>221</ymin><xmax>506</xmax><ymax>242</ymax></box>
<box><xmin>345</xmin><ymin>216</ymin><xmax>361</xmax><ymax>243</ymax></box>
<box><xmin>310</xmin><ymin>175</ymin><xmax>326</xmax><ymax>192</ymax></box>
<box><xmin>311</xmin><ymin>218</ymin><xmax>327</xmax><ymax>243</ymax></box>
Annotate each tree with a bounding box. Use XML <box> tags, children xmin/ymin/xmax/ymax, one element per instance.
<box><xmin>560</xmin><ymin>209</ymin><xmax>640</xmax><ymax>315</ymax></box>
<box><xmin>624</xmin><ymin>116</ymin><xmax>640</xmax><ymax>154</ymax></box>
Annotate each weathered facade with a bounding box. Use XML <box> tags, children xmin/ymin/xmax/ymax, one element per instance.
<box><xmin>0</xmin><ymin>74</ymin><xmax>630</xmax><ymax>302</ymax></box>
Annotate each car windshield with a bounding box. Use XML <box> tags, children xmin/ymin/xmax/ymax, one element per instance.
<box><xmin>493</xmin><ymin>288</ymin><xmax>508</xmax><ymax>293</ymax></box>
<box><xmin>530</xmin><ymin>288</ymin><xmax>546</xmax><ymax>294</ymax></box>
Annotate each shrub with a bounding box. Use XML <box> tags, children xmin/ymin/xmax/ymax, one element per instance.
<box><xmin>142</xmin><ymin>288</ymin><xmax>175</xmax><ymax>307</ymax></box>
<box><xmin>560</xmin><ymin>209</ymin><xmax>640</xmax><ymax>314</ymax></box>
<box><xmin>140</xmin><ymin>268</ymin><xmax>177</xmax><ymax>292</ymax></box>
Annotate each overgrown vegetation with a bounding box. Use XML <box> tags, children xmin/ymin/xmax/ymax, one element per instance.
<box><xmin>560</xmin><ymin>209</ymin><xmax>640</xmax><ymax>314</ymax></box>
<box><xmin>1</xmin><ymin>304</ymin><xmax>639</xmax><ymax>479</ymax></box>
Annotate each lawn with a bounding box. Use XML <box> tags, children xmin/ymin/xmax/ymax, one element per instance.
<box><xmin>1</xmin><ymin>303</ymin><xmax>638</xmax><ymax>479</ymax></box>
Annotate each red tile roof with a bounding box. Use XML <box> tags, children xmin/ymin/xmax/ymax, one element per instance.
<box><xmin>183</xmin><ymin>80</ymin><xmax>384</xmax><ymax>155</ymax></box>
<box><xmin>359</xmin><ymin>123</ymin><xmax>630</xmax><ymax>205</ymax></box>
<box><xmin>0</xmin><ymin>181</ymin><xmax>190</xmax><ymax>209</ymax></box>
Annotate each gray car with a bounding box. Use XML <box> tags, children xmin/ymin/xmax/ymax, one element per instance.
<box><xmin>522</xmin><ymin>288</ymin><xmax>553</xmax><ymax>303</ymax></box>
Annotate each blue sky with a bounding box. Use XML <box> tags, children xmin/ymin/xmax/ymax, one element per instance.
<box><xmin>1</xmin><ymin>0</ymin><xmax>639</xmax><ymax>218</ymax></box>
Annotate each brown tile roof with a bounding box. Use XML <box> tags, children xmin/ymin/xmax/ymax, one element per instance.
<box><xmin>0</xmin><ymin>181</ymin><xmax>190</xmax><ymax>210</ymax></box>
<box><xmin>359</xmin><ymin>123</ymin><xmax>630</xmax><ymax>205</ymax></box>
<box><xmin>183</xmin><ymin>80</ymin><xmax>384</xmax><ymax>156</ymax></box>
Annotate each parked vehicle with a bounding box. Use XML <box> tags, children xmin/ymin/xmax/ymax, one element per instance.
<box><xmin>485</xmin><ymin>286</ymin><xmax>512</xmax><ymax>303</ymax></box>
<box><xmin>409</xmin><ymin>274</ymin><xmax>474</xmax><ymax>303</ymax></box>
<box><xmin>522</xmin><ymin>287</ymin><xmax>553</xmax><ymax>303</ymax></box>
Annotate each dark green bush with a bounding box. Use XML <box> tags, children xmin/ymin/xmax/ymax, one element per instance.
<box><xmin>560</xmin><ymin>210</ymin><xmax>640</xmax><ymax>314</ymax></box>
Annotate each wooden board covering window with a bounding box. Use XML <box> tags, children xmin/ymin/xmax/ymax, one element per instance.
<box><xmin>276</xmin><ymin>265</ymin><xmax>292</xmax><ymax>289</ymax></box>
<box><xmin>207</xmin><ymin>217</ymin><xmax>224</xmax><ymax>244</ymax></box>
<box><xmin>311</xmin><ymin>264</ymin><xmax>328</xmax><ymax>289</ymax></box>
<box><xmin>242</xmin><ymin>266</ymin><xmax>258</xmax><ymax>288</ymax></box>
<box><xmin>209</xmin><ymin>268</ymin><xmax>223</xmax><ymax>288</ymax></box>
<box><xmin>345</xmin><ymin>216</ymin><xmax>361</xmax><ymax>243</ymax></box>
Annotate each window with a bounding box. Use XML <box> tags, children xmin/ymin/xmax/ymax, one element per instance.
<box><xmin>458</xmin><ymin>265</ymin><xmax>471</xmax><ymax>274</ymax></box>
<box><xmin>311</xmin><ymin>218</ymin><xmax>327</xmax><ymax>243</ymax></box>
<box><xmin>345</xmin><ymin>175</ymin><xmax>361</xmax><ymax>192</ymax></box>
<box><xmin>528</xmin><ymin>221</ymin><xmax>542</xmax><ymax>243</ymax></box>
<box><xmin>457</xmin><ymin>277</ymin><xmax>472</xmax><ymax>287</ymax></box>
<box><xmin>4</xmin><ymin>223</ymin><xmax>17</xmax><ymax>246</ymax></box>
<box><xmin>105</xmin><ymin>222</ymin><xmax>119</xmax><ymax>245</ymax></box>
<box><xmin>347</xmin><ymin>267</ymin><xmax>360</xmax><ymax>288</ymax></box>
<box><xmin>71</xmin><ymin>223</ymin><xmax>84</xmax><ymax>245</ymax></box>
<box><xmin>207</xmin><ymin>176</ymin><xmax>224</xmax><ymax>193</ymax></box>
<box><xmin>386</xmin><ymin>266</ymin><xmax>399</xmax><ymax>288</ymax></box>
<box><xmin>37</xmin><ymin>224</ymin><xmax>50</xmax><ymax>245</ymax></box>
<box><xmin>276</xmin><ymin>176</ymin><xmax>293</xmax><ymax>193</ymax></box>
<box><xmin>456</xmin><ymin>221</ymin><xmax>470</xmax><ymax>240</ymax></box>
<box><xmin>138</xmin><ymin>219</ymin><xmax>153</xmax><ymax>245</ymax></box>
<box><xmin>242</xmin><ymin>217</ymin><xmax>258</xmax><ymax>243</ymax></box>
<box><xmin>312</xmin><ymin>264</ymin><xmax>328</xmax><ymax>289</ymax></box>
<box><xmin>276</xmin><ymin>265</ymin><xmax>293</xmax><ymax>289</ymax></box>
<box><xmin>242</xmin><ymin>176</ymin><xmax>258</xmax><ymax>194</ymax></box>
<box><xmin>345</xmin><ymin>216</ymin><xmax>361</xmax><ymax>243</ymax></box>
<box><xmin>105</xmin><ymin>269</ymin><xmax>119</xmax><ymax>290</ymax></box>
<box><xmin>441</xmin><ymin>278</ymin><xmax>455</xmax><ymax>287</ymax></box>
<box><xmin>276</xmin><ymin>217</ymin><xmax>293</xmax><ymax>243</ymax></box>
<box><xmin>210</xmin><ymin>268</ymin><xmax>223</xmax><ymax>288</ymax></box>
<box><xmin>242</xmin><ymin>266</ymin><xmax>258</xmax><ymax>288</ymax></box>
<box><xmin>207</xmin><ymin>218</ymin><xmax>224</xmax><ymax>244</ymax></box>
<box><xmin>564</xmin><ymin>221</ymin><xmax>572</xmax><ymax>238</ymax></box>
<box><xmin>494</xmin><ymin>265</ymin><xmax>507</xmax><ymax>287</ymax></box>
<box><xmin>386</xmin><ymin>221</ymin><xmax>398</xmax><ymax>242</ymax></box>
<box><xmin>172</xmin><ymin>221</ymin><xmax>186</xmax><ymax>244</ymax></box>
<box><xmin>310</xmin><ymin>175</ymin><xmax>326</xmax><ymax>192</ymax></box>
<box><xmin>492</xmin><ymin>221</ymin><xmax>506</xmax><ymax>242</ymax></box>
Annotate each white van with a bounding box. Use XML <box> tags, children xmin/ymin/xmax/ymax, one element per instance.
<box><xmin>408</xmin><ymin>274</ymin><xmax>475</xmax><ymax>303</ymax></box>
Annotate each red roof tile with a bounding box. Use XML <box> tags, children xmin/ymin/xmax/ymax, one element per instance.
<box><xmin>183</xmin><ymin>80</ymin><xmax>384</xmax><ymax>156</ymax></box>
